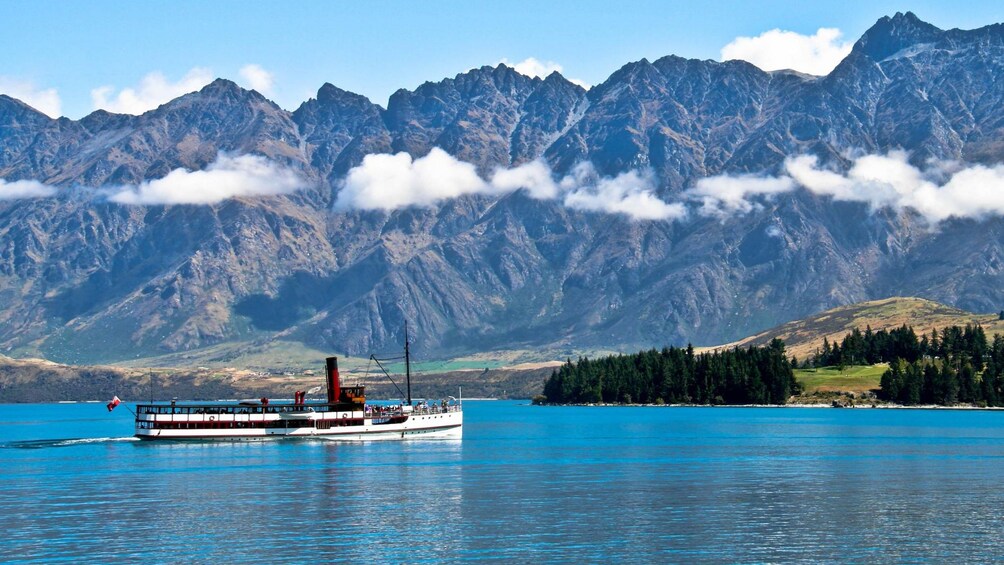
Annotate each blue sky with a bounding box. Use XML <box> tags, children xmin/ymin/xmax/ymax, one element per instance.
<box><xmin>2</xmin><ymin>0</ymin><xmax>1003</xmax><ymax>118</ymax></box>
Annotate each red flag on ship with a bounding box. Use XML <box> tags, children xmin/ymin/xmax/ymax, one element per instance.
<box><xmin>106</xmin><ymin>396</ymin><xmax>121</xmax><ymax>412</ymax></box>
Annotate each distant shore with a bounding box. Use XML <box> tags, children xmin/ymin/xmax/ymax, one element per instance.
<box><xmin>536</xmin><ymin>401</ymin><xmax>1004</xmax><ymax>411</ymax></box>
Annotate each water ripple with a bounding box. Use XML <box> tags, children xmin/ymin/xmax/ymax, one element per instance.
<box><xmin>3</xmin><ymin>403</ymin><xmax>1004</xmax><ymax>562</ymax></box>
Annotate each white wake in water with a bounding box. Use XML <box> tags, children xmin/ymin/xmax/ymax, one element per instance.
<box><xmin>0</xmin><ymin>437</ymin><xmax>140</xmax><ymax>449</ymax></box>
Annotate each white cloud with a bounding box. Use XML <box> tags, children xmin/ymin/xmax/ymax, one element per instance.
<box><xmin>13</xmin><ymin>141</ymin><xmax>1004</xmax><ymax>225</ymax></box>
<box><xmin>336</xmin><ymin>150</ymin><xmax>568</xmax><ymax>211</ymax></box>
<box><xmin>929</xmin><ymin>166</ymin><xmax>1004</xmax><ymax>222</ymax></box>
<box><xmin>335</xmin><ymin>148</ymin><xmax>488</xmax><ymax>211</ymax></box>
<box><xmin>786</xmin><ymin>152</ymin><xmax>1004</xmax><ymax>224</ymax></box>
<box><xmin>490</xmin><ymin>160</ymin><xmax>560</xmax><ymax>200</ymax></box>
<box><xmin>684</xmin><ymin>150</ymin><xmax>1004</xmax><ymax>225</ymax></box>
<box><xmin>238</xmin><ymin>64</ymin><xmax>275</xmax><ymax>96</ymax></box>
<box><xmin>499</xmin><ymin>57</ymin><xmax>590</xmax><ymax>89</ymax></box>
<box><xmin>336</xmin><ymin>148</ymin><xmax>1004</xmax><ymax>224</ymax></box>
<box><xmin>91</xmin><ymin>67</ymin><xmax>213</xmax><ymax>115</ymax></box>
<box><xmin>0</xmin><ymin>77</ymin><xmax>61</xmax><ymax>118</ymax></box>
<box><xmin>561</xmin><ymin>163</ymin><xmax>686</xmax><ymax>220</ymax></box>
<box><xmin>0</xmin><ymin>178</ymin><xmax>57</xmax><ymax>200</ymax></box>
<box><xmin>720</xmin><ymin>27</ymin><xmax>853</xmax><ymax>76</ymax></box>
<box><xmin>108</xmin><ymin>153</ymin><xmax>305</xmax><ymax>205</ymax></box>
<box><xmin>336</xmin><ymin>150</ymin><xmax>680</xmax><ymax>220</ymax></box>
<box><xmin>684</xmin><ymin>174</ymin><xmax>796</xmax><ymax>219</ymax></box>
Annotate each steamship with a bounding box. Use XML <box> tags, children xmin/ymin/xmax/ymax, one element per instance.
<box><xmin>133</xmin><ymin>339</ymin><xmax>462</xmax><ymax>441</ymax></box>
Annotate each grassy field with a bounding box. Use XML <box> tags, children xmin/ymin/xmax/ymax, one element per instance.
<box><xmin>795</xmin><ymin>364</ymin><xmax>888</xmax><ymax>394</ymax></box>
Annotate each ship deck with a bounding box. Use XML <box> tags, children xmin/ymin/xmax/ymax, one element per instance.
<box><xmin>134</xmin><ymin>401</ymin><xmax>462</xmax><ymax>441</ymax></box>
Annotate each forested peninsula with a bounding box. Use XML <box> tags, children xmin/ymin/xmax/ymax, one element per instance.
<box><xmin>540</xmin><ymin>324</ymin><xmax>1004</xmax><ymax>408</ymax></box>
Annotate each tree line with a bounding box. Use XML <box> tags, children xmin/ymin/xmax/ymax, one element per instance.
<box><xmin>807</xmin><ymin>323</ymin><xmax>1004</xmax><ymax>406</ymax></box>
<box><xmin>541</xmin><ymin>339</ymin><xmax>800</xmax><ymax>405</ymax></box>
<box><xmin>878</xmin><ymin>329</ymin><xmax>1004</xmax><ymax>406</ymax></box>
<box><xmin>806</xmin><ymin>324</ymin><xmax>987</xmax><ymax>369</ymax></box>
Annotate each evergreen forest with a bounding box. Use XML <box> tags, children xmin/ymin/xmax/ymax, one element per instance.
<box><xmin>541</xmin><ymin>340</ymin><xmax>800</xmax><ymax>405</ymax></box>
<box><xmin>808</xmin><ymin>324</ymin><xmax>1004</xmax><ymax>406</ymax></box>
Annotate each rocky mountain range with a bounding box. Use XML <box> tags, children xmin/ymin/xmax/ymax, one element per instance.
<box><xmin>3</xmin><ymin>12</ymin><xmax>1004</xmax><ymax>364</ymax></box>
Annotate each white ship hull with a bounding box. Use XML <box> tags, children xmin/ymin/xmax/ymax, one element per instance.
<box><xmin>135</xmin><ymin>405</ymin><xmax>462</xmax><ymax>442</ymax></box>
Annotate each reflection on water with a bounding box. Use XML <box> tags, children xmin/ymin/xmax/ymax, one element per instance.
<box><xmin>2</xmin><ymin>403</ymin><xmax>1004</xmax><ymax>561</ymax></box>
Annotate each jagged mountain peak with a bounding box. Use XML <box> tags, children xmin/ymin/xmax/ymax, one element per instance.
<box><xmin>653</xmin><ymin>54</ymin><xmax>687</xmax><ymax>65</ymax></box>
<box><xmin>591</xmin><ymin>58</ymin><xmax>661</xmax><ymax>92</ymax></box>
<box><xmin>652</xmin><ymin>54</ymin><xmax>699</xmax><ymax>74</ymax></box>
<box><xmin>620</xmin><ymin>57</ymin><xmax>655</xmax><ymax>73</ymax></box>
<box><xmin>201</xmin><ymin>77</ymin><xmax>245</xmax><ymax>94</ymax></box>
<box><xmin>538</xmin><ymin>70</ymin><xmax>586</xmax><ymax>94</ymax></box>
<box><xmin>0</xmin><ymin>94</ymin><xmax>53</xmax><ymax>123</ymax></box>
<box><xmin>292</xmin><ymin>81</ymin><xmax>390</xmax><ymax>179</ymax></box>
<box><xmin>453</xmin><ymin>63</ymin><xmax>539</xmax><ymax>95</ymax></box>
<box><xmin>543</xmin><ymin>69</ymin><xmax>565</xmax><ymax>81</ymax></box>
<box><xmin>80</xmin><ymin>108</ymin><xmax>119</xmax><ymax>120</ymax></box>
<box><xmin>889</xmin><ymin>11</ymin><xmax>927</xmax><ymax>25</ymax></box>
<box><xmin>144</xmin><ymin>77</ymin><xmax>294</xmax><ymax>130</ymax></box>
<box><xmin>299</xmin><ymin>83</ymin><xmax>384</xmax><ymax>124</ymax></box>
<box><xmin>653</xmin><ymin>53</ymin><xmax>769</xmax><ymax>79</ymax></box>
<box><xmin>854</xmin><ymin>11</ymin><xmax>944</xmax><ymax>61</ymax></box>
<box><xmin>78</xmin><ymin>108</ymin><xmax>135</xmax><ymax>134</ymax></box>
<box><xmin>315</xmin><ymin>82</ymin><xmax>375</xmax><ymax>106</ymax></box>
<box><xmin>401</xmin><ymin>63</ymin><xmax>532</xmax><ymax>97</ymax></box>
<box><xmin>381</xmin><ymin>61</ymin><xmax>581</xmax><ymax>169</ymax></box>
<box><xmin>482</xmin><ymin>62</ymin><xmax>534</xmax><ymax>79</ymax></box>
<box><xmin>156</xmin><ymin>77</ymin><xmax>280</xmax><ymax>114</ymax></box>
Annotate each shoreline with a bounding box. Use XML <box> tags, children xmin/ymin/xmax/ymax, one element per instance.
<box><xmin>537</xmin><ymin>402</ymin><xmax>1004</xmax><ymax>411</ymax></box>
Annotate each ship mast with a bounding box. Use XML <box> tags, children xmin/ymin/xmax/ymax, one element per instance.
<box><xmin>405</xmin><ymin>321</ymin><xmax>413</xmax><ymax>406</ymax></box>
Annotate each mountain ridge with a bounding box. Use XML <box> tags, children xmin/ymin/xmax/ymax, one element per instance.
<box><xmin>3</xmin><ymin>13</ymin><xmax>1004</xmax><ymax>364</ymax></box>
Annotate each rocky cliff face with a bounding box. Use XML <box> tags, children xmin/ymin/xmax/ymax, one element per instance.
<box><xmin>383</xmin><ymin>65</ymin><xmax>587</xmax><ymax>172</ymax></box>
<box><xmin>2</xmin><ymin>12</ymin><xmax>1004</xmax><ymax>363</ymax></box>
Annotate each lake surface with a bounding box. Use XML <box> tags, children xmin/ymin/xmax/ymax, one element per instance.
<box><xmin>2</xmin><ymin>402</ymin><xmax>1004</xmax><ymax>562</ymax></box>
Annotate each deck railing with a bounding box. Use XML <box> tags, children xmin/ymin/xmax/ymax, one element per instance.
<box><xmin>135</xmin><ymin>401</ymin><xmax>462</xmax><ymax>418</ymax></box>
<box><xmin>408</xmin><ymin>404</ymin><xmax>462</xmax><ymax>415</ymax></box>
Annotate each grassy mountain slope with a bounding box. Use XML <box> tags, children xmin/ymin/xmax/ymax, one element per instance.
<box><xmin>719</xmin><ymin>297</ymin><xmax>1002</xmax><ymax>360</ymax></box>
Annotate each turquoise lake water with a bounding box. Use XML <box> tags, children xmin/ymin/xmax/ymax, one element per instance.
<box><xmin>2</xmin><ymin>401</ymin><xmax>1004</xmax><ymax>562</ymax></box>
